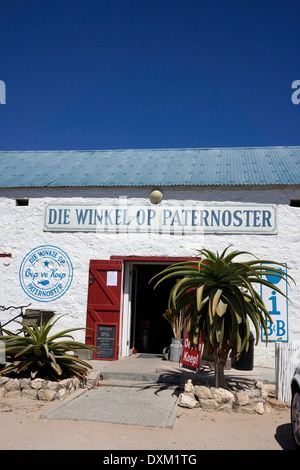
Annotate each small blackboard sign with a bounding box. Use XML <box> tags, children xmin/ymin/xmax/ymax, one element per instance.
<box><xmin>95</xmin><ymin>324</ymin><xmax>116</xmax><ymax>359</ymax></box>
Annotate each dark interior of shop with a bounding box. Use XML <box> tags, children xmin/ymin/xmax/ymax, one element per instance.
<box><xmin>131</xmin><ymin>264</ymin><xmax>175</xmax><ymax>354</ymax></box>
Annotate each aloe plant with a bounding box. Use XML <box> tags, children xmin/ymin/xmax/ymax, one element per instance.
<box><xmin>152</xmin><ymin>246</ymin><xmax>293</xmax><ymax>388</ymax></box>
<box><xmin>0</xmin><ymin>315</ymin><xmax>96</xmax><ymax>381</ymax></box>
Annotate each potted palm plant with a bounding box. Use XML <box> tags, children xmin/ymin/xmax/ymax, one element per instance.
<box><xmin>151</xmin><ymin>246</ymin><xmax>293</xmax><ymax>388</ymax></box>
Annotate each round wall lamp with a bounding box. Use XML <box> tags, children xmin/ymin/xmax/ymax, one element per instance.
<box><xmin>150</xmin><ymin>189</ymin><xmax>163</xmax><ymax>204</ymax></box>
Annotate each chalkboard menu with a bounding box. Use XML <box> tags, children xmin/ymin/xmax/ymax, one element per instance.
<box><xmin>95</xmin><ymin>324</ymin><xmax>116</xmax><ymax>359</ymax></box>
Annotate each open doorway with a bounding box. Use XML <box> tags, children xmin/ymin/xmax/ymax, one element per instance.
<box><xmin>130</xmin><ymin>264</ymin><xmax>175</xmax><ymax>355</ymax></box>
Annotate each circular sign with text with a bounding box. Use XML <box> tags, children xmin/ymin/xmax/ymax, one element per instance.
<box><xmin>19</xmin><ymin>245</ymin><xmax>73</xmax><ymax>302</ymax></box>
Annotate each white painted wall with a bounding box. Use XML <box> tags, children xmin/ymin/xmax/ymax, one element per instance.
<box><xmin>0</xmin><ymin>185</ymin><xmax>300</xmax><ymax>368</ymax></box>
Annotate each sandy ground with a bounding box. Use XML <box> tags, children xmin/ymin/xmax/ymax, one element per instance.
<box><xmin>0</xmin><ymin>394</ymin><xmax>296</xmax><ymax>452</ymax></box>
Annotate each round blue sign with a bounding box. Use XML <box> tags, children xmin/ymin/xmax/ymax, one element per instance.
<box><xmin>265</xmin><ymin>268</ymin><xmax>285</xmax><ymax>285</ymax></box>
<box><xmin>19</xmin><ymin>245</ymin><xmax>73</xmax><ymax>302</ymax></box>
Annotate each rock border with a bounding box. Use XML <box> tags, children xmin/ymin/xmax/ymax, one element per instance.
<box><xmin>0</xmin><ymin>376</ymin><xmax>84</xmax><ymax>402</ymax></box>
<box><xmin>179</xmin><ymin>379</ymin><xmax>278</xmax><ymax>414</ymax></box>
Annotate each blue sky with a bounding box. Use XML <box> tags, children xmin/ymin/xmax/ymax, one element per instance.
<box><xmin>0</xmin><ymin>0</ymin><xmax>300</xmax><ymax>150</ymax></box>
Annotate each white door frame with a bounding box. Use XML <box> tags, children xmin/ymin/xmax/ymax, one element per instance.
<box><xmin>120</xmin><ymin>262</ymin><xmax>133</xmax><ymax>357</ymax></box>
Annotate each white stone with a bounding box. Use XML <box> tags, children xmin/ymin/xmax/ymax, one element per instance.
<box><xmin>5</xmin><ymin>378</ymin><xmax>20</xmax><ymax>391</ymax></box>
<box><xmin>254</xmin><ymin>402</ymin><xmax>265</xmax><ymax>415</ymax></box>
<box><xmin>59</xmin><ymin>379</ymin><xmax>72</xmax><ymax>389</ymax></box>
<box><xmin>218</xmin><ymin>403</ymin><xmax>233</xmax><ymax>413</ymax></box>
<box><xmin>247</xmin><ymin>388</ymin><xmax>262</xmax><ymax>399</ymax></box>
<box><xmin>73</xmin><ymin>377</ymin><xmax>81</xmax><ymax>389</ymax></box>
<box><xmin>212</xmin><ymin>388</ymin><xmax>235</xmax><ymax>405</ymax></box>
<box><xmin>57</xmin><ymin>388</ymin><xmax>68</xmax><ymax>400</ymax></box>
<box><xmin>194</xmin><ymin>385</ymin><xmax>213</xmax><ymax>399</ymax></box>
<box><xmin>199</xmin><ymin>398</ymin><xmax>217</xmax><ymax>411</ymax></box>
<box><xmin>37</xmin><ymin>389</ymin><xmax>56</xmax><ymax>401</ymax></box>
<box><xmin>31</xmin><ymin>378</ymin><xmax>46</xmax><ymax>389</ymax></box>
<box><xmin>5</xmin><ymin>390</ymin><xmax>21</xmax><ymax>398</ymax></box>
<box><xmin>184</xmin><ymin>379</ymin><xmax>194</xmax><ymax>394</ymax></box>
<box><xmin>236</xmin><ymin>391</ymin><xmax>250</xmax><ymax>406</ymax></box>
<box><xmin>255</xmin><ymin>381</ymin><xmax>264</xmax><ymax>390</ymax></box>
<box><xmin>178</xmin><ymin>392</ymin><xmax>199</xmax><ymax>409</ymax></box>
<box><xmin>19</xmin><ymin>378</ymin><xmax>31</xmax><ymax>389</ymax></box>
<box><xmin>237</xmin><ymin>405</ymin><xmax>255</xmax><ymax>414</ymax></box>
<box><xmin>0</xmin><ymin>377</ymin><xmax>9</xmax><ymax>386</ymax></box>
<box><xmin>22</xmin><ymin>388</ymin><xmax>38</xmax><ymax>399</ymax></box>
<box><xmin>46</xmin><ymin>381</ymin><xmax>60</xmax><ymax>390</ymax></box>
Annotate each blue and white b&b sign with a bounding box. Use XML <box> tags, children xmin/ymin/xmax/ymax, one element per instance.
<box><xmin>260</xmin><ymin>264</ymin><xmax>288</xmax><ymax>342</ymax></box>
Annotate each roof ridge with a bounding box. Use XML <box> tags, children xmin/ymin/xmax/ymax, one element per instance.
<box><xmin>0</xmin><ymin>145</ymin><xmax>300</xmax><ymax>153</ymax></box>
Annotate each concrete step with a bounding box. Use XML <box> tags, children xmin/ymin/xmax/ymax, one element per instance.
<box><xmin>87</xmin><ymin>370</ymin><xmax>184</xmax><ymax>387</ymax></box>
<box><xmin>92</xmin><ymin>379</ymin><xmax>180</xmax><ymax>390</ymax></box>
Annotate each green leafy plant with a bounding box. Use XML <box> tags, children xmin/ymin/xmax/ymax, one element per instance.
<box><xmin>151</xmin><ymin>246</ymin><xmax>294</xmax><ymax>388</ymax></box>
<box><xmin>0</xmin><ymin>315</ymin><xmax>96</xmax><ymax>381</ymax></box>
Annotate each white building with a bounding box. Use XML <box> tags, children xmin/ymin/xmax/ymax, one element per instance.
<box><xmin>0</xmin><ymin>146</ymin><xmax>300</xmax><ymax>368</ymax></box>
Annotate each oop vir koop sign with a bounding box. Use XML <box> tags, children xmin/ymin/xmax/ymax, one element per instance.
<box><xmin>180</xmin><ymin>329</ymin><xmax>204</xmax><ymax>370</ymax></box>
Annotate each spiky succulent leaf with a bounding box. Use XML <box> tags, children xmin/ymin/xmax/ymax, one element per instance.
<box><xmin>0</xmin><ymin>315</ymin><xmax>96</xmax><ymax>381</ymax></box>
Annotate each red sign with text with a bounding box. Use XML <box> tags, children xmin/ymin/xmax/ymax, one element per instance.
<box><xmin>180</xmin><ymin>329</ymin><xmax>204</xmax><ymax>370</ymax></box>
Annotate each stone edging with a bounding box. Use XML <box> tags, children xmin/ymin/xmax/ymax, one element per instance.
<box><xmin>179</xmin><ymin>379</ymin><xmax>276</xmax><ymax>414</ymax></box>
<box><xmin>0</xmin><ymin>376</ymin><xmax>83</xmax><ymax>401</ymax></box>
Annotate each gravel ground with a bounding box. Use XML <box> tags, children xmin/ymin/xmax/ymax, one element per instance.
<box><xmin>0</xmin><ymin>394</ymin><xmax>296</xmax><ymax>451</ymax></box>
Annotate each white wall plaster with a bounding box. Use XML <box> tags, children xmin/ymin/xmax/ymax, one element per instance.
<box><xmin>0</xmin><ymin>185</ymin><xmax>300</xmax><ymax>368</ymax></box>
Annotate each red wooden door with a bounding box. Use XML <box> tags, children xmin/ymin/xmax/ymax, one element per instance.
<box><xmin>86</xmin><ymin>259</ymin><xmax>123</xmax><ymax>360</ymax></box>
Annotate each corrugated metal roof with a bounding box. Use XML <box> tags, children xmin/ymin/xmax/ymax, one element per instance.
<box><xmin>0</xmin><ymin>146</ymin><xmax>300</xmax><ymax>188</ymax></box>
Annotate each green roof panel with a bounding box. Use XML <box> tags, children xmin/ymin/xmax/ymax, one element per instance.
<box><xmin>0</xmin><ymin>146</ymin><xmax>299</xmax><ymax>188</ymax></box>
